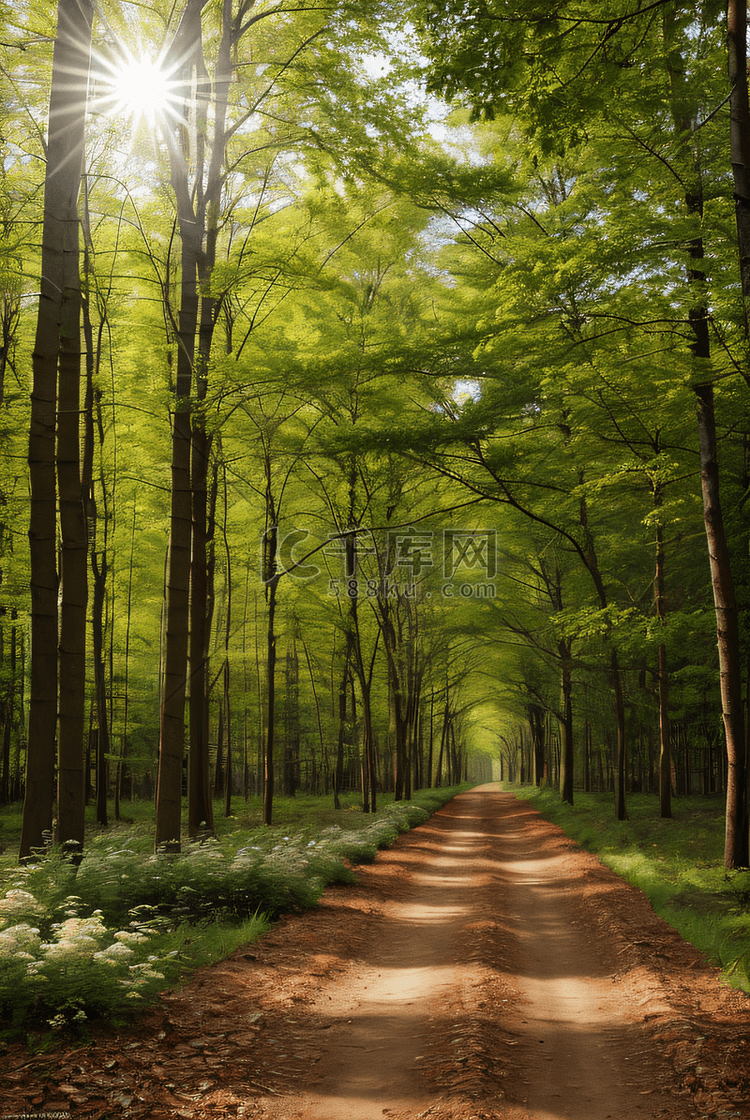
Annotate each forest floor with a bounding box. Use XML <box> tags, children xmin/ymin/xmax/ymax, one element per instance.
<box><xmin>1</xmin><ymin>784</ymin><xmax>749</xmax><ymax>1120</ymax></box>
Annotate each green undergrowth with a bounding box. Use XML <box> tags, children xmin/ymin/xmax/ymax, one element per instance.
<box><xmin>509</xmin><ymin>784</ymin><xmax>750</xmax><ymax>993</ymax></box>
<box><xmin>0</xmin><ymin>786</ymin><xmax>465</xmax><ymax>1043</ymax></box>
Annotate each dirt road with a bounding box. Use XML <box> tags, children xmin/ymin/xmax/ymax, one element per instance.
<box><xmin>1</xmin><ymin>785</ymin><xmax>749</xmax><ymax>1119</ymax></box>
<box><xmin>243</xmin><ymin>785</ymin><xmax>747</xmax><ymax>1120</ymax></box>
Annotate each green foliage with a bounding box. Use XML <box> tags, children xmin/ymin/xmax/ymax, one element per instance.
<box><xmin>0</xmin><ymin>788</ymin><xmax>461</xmax><ymax>1037</ymax></box>
<box><xmin>0</xmin><ymin>890</ymin><xmax>195</xmax><ymax>1033</ymax></box>
<box><xmin>510</xmin><ymin>785</ymin><xmax>750</xmax><ymax>991</ymax></box>
<box><xmin>0</xmin><ymin>0</ymin><xmax>744</xmax><ymax>912</ymax></box>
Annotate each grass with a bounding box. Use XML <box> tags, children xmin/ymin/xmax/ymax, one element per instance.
<box><xmin>508</xmin><ymin>784</ymin><xmax>750</xmax><ymax>992</ymax></box>
<box><xmin>0</xmin><ymin>790</ymin><xmax>377</xmax><ymax>870</ymax></box>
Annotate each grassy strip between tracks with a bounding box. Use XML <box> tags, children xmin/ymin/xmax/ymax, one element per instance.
<box><xmin>0</xmin><ymin>785</ymin><xmax>467</xmax><ymax>1043</ymax></box>
<box><xmin>508</xmin><ymin>784</ymin><xmax>750</xmax><ymax>994</ymax></box>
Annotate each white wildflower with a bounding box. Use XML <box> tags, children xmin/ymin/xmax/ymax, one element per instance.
<box><xmin>41</xmin><ymin>914</ymin><xmax>108</xmax><ymax>963</ymax></box>
<box><xmin>0</xmin><ymin>890</ymin><xmax>44</xmax><ymax>927</ymax></box>
<box><xmin>0</xmin><ymin>923</ymin><xmax>42</xmax><ymax>957</ymax></box>
<box><xmin>114</xmin><ymin>929</ymin><xmax>150</xmax><ymax>945</ymax></box>
<box><xmin>93</xmin><ymin>942</ymin><xmax>135</xmax><ymax>964</ymax></box>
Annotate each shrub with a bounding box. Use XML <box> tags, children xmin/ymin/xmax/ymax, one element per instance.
<box><xmin>0</xmin><ymin>787</ymin><xmax>463</xmax><ymax>1035</ymax></box>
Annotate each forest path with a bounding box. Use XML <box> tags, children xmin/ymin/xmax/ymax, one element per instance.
<box><xmin>1</xmin><ymin>786</ymin><xmax>748</xmax><ymax>1120</ymax></box>
<box><xmin>243</xmin><ymin>786</ymin><xmax>747</xmax><ymax>1120</ymax></box>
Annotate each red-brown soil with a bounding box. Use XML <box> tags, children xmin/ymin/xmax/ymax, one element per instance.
<box><xmin>1</xmin><ymin>785</ymin><xmax>749</xmax><ymax>1120</ymax></box>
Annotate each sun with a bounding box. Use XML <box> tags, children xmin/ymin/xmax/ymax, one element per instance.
<box><xmin>99</xmin><ymin>49</ymin><xmax>182</xmax><ymax>133</ymax></box>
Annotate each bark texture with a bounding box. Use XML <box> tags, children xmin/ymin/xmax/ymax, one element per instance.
<box><xmin>21</xmin><ymin>0</ymin><xmax>93</xmax><ymax>860</ymax></box>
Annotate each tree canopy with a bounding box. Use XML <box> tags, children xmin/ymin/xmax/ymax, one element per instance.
<box><xmin>0</xmin><ymin>0</ymin><xmax>748</xmax><ymax>866</ymax></box>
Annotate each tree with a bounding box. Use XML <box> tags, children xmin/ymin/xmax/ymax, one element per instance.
<box><xmin>143</xmin><ymin>0</ymin><xmax>439</xmax><ymax>843</ymax></box>
<box><xmin>414</xmin><ymin>1</ymin><xmax>750</xmax><ymax>855</ymax></box>
<box><xmin>21</xmin><ymin>0</ymin><xmax>93</xmax><ymax>860</ymax></box>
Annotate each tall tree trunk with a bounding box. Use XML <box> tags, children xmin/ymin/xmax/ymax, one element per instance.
<box><xmin>188</xmin><ymin>436</ymin><xmax>219</xmax><ymax>837</ymax></box>
<box><xmin>728</xmin><ymin>0</ymin><xmax>750</xmax><ymax>335</ymax></box>
<box><xmin>91</xmin><ymin>558</ymin><xmax>109</xmax><ymax>829</ymax></box>
<box><xmin>527</xmin><ymin>704</ymin><xmax>544</xmax><ymax>786</ymax></box>
<box><xmin>696</xmin><ymin>385</ymin><xmax>747</xmax><ymax>865</ymax></box>
<box><xmin>360</xmin><ymin>679</ymin><xmax>377</xmax><ymax>812</ymax></box>
<box><xmin>57</xmin><ymin>177</ymin><xmax>89</xmax><ymax>849</ymax></box>
<box><xmin>344</xmin><ymin>533</ymin><xmax>378</xmax><ymax>813</ymax></box>
<box><xmin>187</xmin><ymin>0</ymin><xmax>231</xmax><ymax>838</ymax></box>
<box><xmin>221</xmin><ymin>464</ymin><xmax>233</xmax><ymax>819</ymax></box>
<box><xmin>384</xmin><ymin>633</ymin><xmax>408</xmax><ymax>801</ymax></box>
<box><xmin>264</xmin><ymin>570</ymin><xmax>278</xmax><ymax>826</ymax></box>
<box><xmin>435</xmin><ymin>690</ymin><xmax>450</xmax><ymax>788</ymax></box>
<box><xmin>283</xmin><ymin>642</ymin><xmax>300</xmax><ymax>796</ymax></box>
<box><xmin>302</xmin><ymin>637</ymin><xmax>326</xmax><ymax>795</ymax></box>
<box><xmin>82</xmin><ymin>192</ymin><xmax>111</xmax><ymax>832</ymax></box>
<box><xmin>611</xmin><ymin>648</ymin><xmax>627</xmax><ymax>821</ymax></box>
<box><xmin>189</xmin><ymin>426</ymin><xmax>212</xmax><ymax>833</ymax></box>
<box><xmin>724</xmin><ymin>0</ymin><xmax>750</xmax><ymax>867</ymax></box>
<box><xmin>653</xmin><ymin>487</ymin><xmax>672</xmax><ymax>819</ymax></box>
<box><xmin>155</xmin><ymin>238</ymin><xmax>195</xmax><ymax>851</ymax></box>
<box><xmin>583</xmin><ymin>716</ymin><xmax>591</xmax><ymax>793</ymax></box>
<box><xmin>223</xmin><ymin>660</ymin><xmax>233</xmax><ymax>818</ymax></box>
<box><xmin>427</xmin><ymin>687</ymin><xmax>435</xmax><ymax>788</ymax></box>
<box><xmin>155</xmin><ymin>0</ymin><xmax>212</xmax><ymax>851</ymax></box>
<box><xmin>21</xmin><ymin>0</ymin><xmax>93</xmax><ymax>860</ymax></box>
<box><xmin>578</xmin><ymin>490</ymin><xmax>627</xmax><ymax>819</ymax></box>
<box><xmin>118</xmin><ymin>503</ymin><xmax>138</xmax><ymax>818</ymax></box>
<box><xmin>334</xmin><ymin>636</ymin><xmax>352</xmax><ymax>808</ymax></box>
<box><xmin>665</xmin><ymin>7</ymin><xmax>747</xmax><ymax>865</ymax></box>
<box><xmin>558</xmin><ymin>640</ymin><xmax>574</xmax><ymax>805</ymax></box>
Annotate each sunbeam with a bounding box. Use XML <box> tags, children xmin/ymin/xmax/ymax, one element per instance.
<box><xmin>96</xmin><ymin>48</ymin><xmax>182</xmax><ymax>134</ymax></box>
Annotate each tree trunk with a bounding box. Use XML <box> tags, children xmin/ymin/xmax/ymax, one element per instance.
<box><xmin>263</xmin><ymin>570</ymin><xmax>278</xmax><ymax>826</ymax></box>
<box><xmin>427</xmin><ymin>687</ymin><xmax>435</xmax><ymax>788</ymax></box>
<box><xmin>56</xmin><ymin>242</ymin><xmax>89</xmax><ymax>848</ymax></box>
<box><xmin>696</xmin><ymin>385</ymin><xmax>748</xmax><ymax>865</ymax></box>
<box><xmin>345</xmin><ymin>534</ymin><xmax>378</xmax><ymax>813</ymax></box>
<box><xmin>21</xmin><ymin>0</ymin><xmax>93</xmax><ymax>860</ymax></box>
<box><xmin>187</xmin><ymin>0</ymin><xmax>232</xmax><ymax>837</ymax></box>
<box><xmin>611</xmin><ymin>649</ymin><xmax>627</xmax><ymax>821</ymax></box>
<box><xmin>155</xmin><ymin>258</ymin><xmax>194</xmax><ymax>851</ymax></box>
<box><xmin>663</xmin><ymin>0</ymin><xmax>748</xmax><ymax>866</ymax></box>
<box><xmin>558</xmin><ymin>640</ymin><xmax>574</xmax><ymax>804</ymax></box>
<box><xmin>724</xmin><ymin>0</ymin><xmax>750</xmax><ymax>867</ymax></box>
<box><xmin>435</xmin><ymin>691</ymin><xmax>449</xmax><ymax>788</ymax></box>
<box><xmin>81</xmin><ymin>202</ymin><xmax>112</xmax><ymax>834</ymax></box>
<box><xmin>728</xmin><ymin>0</ymin><xmax>750</xmax><ymax>335</ymax></box>
<box><xmin>223</xmin><ymin>660</ymin><xmax>233</xmax><ymax>818</ymax></box>
<box><xmin>653</xmin><ymin>492</ymin><xmax>672</xmax><ymax>819</ymax></box>
<box><xmin>527</xmin><ymin>704</ymin><xmax>544</xmax><ymax>787</ymax></box>
<box><xmin>334</xmin><ymin>647</ymin><xmax>349</xmax><ymax>808</ymax></box>
<box><xmin>283</xmin><ymin>642</ymin><xmax>299</xmax><ymax>797</ymax></box>
<box><xmin>188</xmin><ymin>424</ymin><xmax>213</xmax><ymax>835</ymax></box>
<box><xmin>578</xmin><ymin>492</ymin><xmax>627</xmax><ymax>818</ymax></box>
<box><xmin>155</xmin><ymin>1</ymin><xmax>212</xmax><ymax>851</ymax></box>
<box><xmin>93</xmin><ymin>726</ymin><xmax>107</xmax><ymax>828</ymax></box>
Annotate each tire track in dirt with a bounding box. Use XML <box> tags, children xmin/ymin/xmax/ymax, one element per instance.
<box><xmin>251</xmin><ymin>786</ymin><xmax>707</xmax><ymax>1120</ymax></box>
<box><xmin>288</xmin><ymin>810</ymin><xmax>494</xmax><ymax>1119</ymax></box>
<box><xmin>495</xmin><ymin>800</ymin><xmax>675</xmax><ymax>1119</ymax></box>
